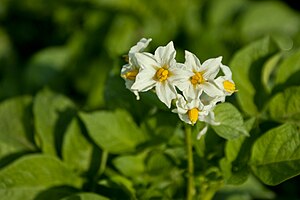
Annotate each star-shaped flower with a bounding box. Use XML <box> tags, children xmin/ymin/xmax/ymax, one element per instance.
<box><xmin>174</xmin><ymin>51</ymin><xmax>224</xmax><ymax>99</ymax></box>
<box><xmin>214</xmin><ymin>64</ymin><xmax>237</xmax><ymax>102</ymax></box>
<box><xmin>121</xmin><ymin>38</ymin><xmax>152</xmax><ymax>100</ymax></box>
<box><xmin>131</xmin><ymin>41</ymin><xmax>186</xmax><ymax>108</ymax></box>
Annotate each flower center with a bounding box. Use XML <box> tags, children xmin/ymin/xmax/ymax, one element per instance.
<box><xmin>223</xmin><ymin>80</ymin><xmax>236</xmax><ymax>93</ymax></box>
<box><xmin>124</xmin><ymin>69</ymin><xmax>138</xmax><ymax>80</ymax></box>
<box><xmin>155</xmin><ymin>67</ymin><xmax>169</xmax><ymax>82</ymax></box>
<box><xmin>188</xmin><ymin>108</ymin><xmax>199</xmax><ymax>125</ymax></box>
<box><xmin>190</xmin><ymin>72</ymin><xmax>204</xmax><ymax>85</ymax></box>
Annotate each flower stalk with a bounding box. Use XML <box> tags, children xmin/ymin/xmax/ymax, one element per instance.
<box><xmin>185</xmin><ymin>124</ymin><xmax>195</xmax><ymax>200</ymax></box>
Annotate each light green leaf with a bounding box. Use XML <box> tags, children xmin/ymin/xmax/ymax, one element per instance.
<box><xmin>62</xmin><ymin>118</ymin><xmax>94</xmax><ymax>173</ymax></box>
<box><xmin>267</xmin><ymin>86</ymin><xmax>300</xmax><ymax>124</ymax></box>
<box><xmin>230</xmin><ymin>37</ymin><xmax>278</xmax><ymax>116</ymax></box>
<box><xmin>212</xmin><ymin>103</ymin><xmax>248</xmax><ymax>140</ymax></box>
<box><xmin>61</xmin><ymin>193</ymin><xmax>109</xmax><ymax>200</ymax></box>
<box><xmin>0</xmin><ymin>154</ymin><xmax>82</xmax><ymax>200</ymax></box>
<box><xmin>113</xmin><ymin>151</ymin><xmax>147</xmax><ymax>177</ymax></box>
<box><xmin>215</xmin><ymin>175</ymin><xmax>275</xmax><ymax>200</ymax></box>
<box><xmin>239</xmin><ymin>1</ymin><xmax>300</xmax><ymax>42</ymax></box>
<box><xmin>34</xmin><ymin>88</ymin><xmax>76</xmax><ymax>156</ymax></box>
<box><xmin>79</xmin><ymin>109</ymin><xmax>146</xmax><ymax>154</ymax></box>
<box><xmin>250</xmin><ymin>123</ymin><xmax>300</xmax><ymax>185</ymax></box>
<box><xmin>0</xmin><ymin>96</ymin><xmax>35</xmax><ymax>159</ymax></box>
<box><xmin>262</xmin><ymin>53</ymin><xmax>282</xmax><ymax>93</ymax></box>
<box><xmin>274</xmin><ymin>49</ymin><xmax>300</xmax><ymax>88</ymax></box>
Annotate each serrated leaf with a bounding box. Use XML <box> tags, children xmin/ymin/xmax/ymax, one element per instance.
<box><xmin>34</xmin><ymin>88</ymin><xmax>76</xmax><ymax>156</ymax></box>
<box><xmin>267</xmin><ymin>86</ymin><xmax>300</xmax><ymax>124</ymax></box>
<box><xmin>62</xmin><ymin>118</ymin><xmax>94</xmax><ymax>173</ymax></box>
<box><xmin>230</xmin><ymin>37</ymin><xmax>279</xmax><ymax>116</ymax></box>
<box><xmin>61</xmin><ymin>193</ymin><xmax>109</xmax><ymax>200</ymax></box>
<box><xmin>79</xmin><ymin>109</ymin><xmax>146</xmax><ymax>154</ymax></box>
<box><xmin>0</xmin><ymin>96</ymin><xmax>35</xmax><ymax>159</ymax></box>
<box><xmin>0</xmin><ymin>154</ymin><xmax>82</xmax><ymax>200</ymax></box>
<box><xmin>250</xmin><ymin>123</ymin><xmax>300</xmax><ymax>185</ymax></box>
<box><xmin>212</xmin><ymin>103</ymin><xmax>248</xmax><ymax>140</ymax></box>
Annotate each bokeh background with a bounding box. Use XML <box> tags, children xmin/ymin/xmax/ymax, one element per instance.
<box><xmin>1</xmin><ymin>0</ymin><xmax>300</xmax><ymax>199</ymax></box>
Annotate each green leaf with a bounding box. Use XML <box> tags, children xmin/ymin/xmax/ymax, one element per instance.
<box><xmin>62</xmin><ymin>118</ymin><xmax>94</xmax><ymax>173</ymax></box>
<box><xmin>61</xmin><ymin>193</ymin><xmax>109</xmax><ymax>200</ymax></box>
<box><xmin>239</xmin><ymin>1</ymin><xmax>300</xmax><ymax>42</ymax></box>
<box><xmin>34</xmin><ymin>88</ymin><xmax>76</xmax><ymax>156</ymax></box>
<box><xmin>0</xmin><ymin>96</ymin><xmax>35</xmax><ymax>159</ymax></box>
<box><xmin>113</xmin><ymin>151</ymin><xmax>147</xmax><ymax>177</ymax></box>
<box><xmin>212</xmin><ymin>103</ymin><xmax>248</xmax><ymax>140</ymax></box>
<box><xmin>230</xmin><ymin>37</ymin><xmax>279</xmax><ymax>116</ymax></box>
<box><xmin>0</xmin><ymin>154</ymin><xmax>82</xmax><ymax>200</ymax></box>
<box><xmin>262</xmin><ymin>53</ymin><xmax>282</xmax><ymax>93</ymax></box>
<box><xmin>274</xmin><ymin>49</ymin><xmax>300</xmax><ymax>90</ymax></box>
<box><xmin>267</xmin><ymin>86</ymin><xmax>300</xmax><ymax>124</ymax></box>
<box><xmin>215</xmin><ymin>175</ymin><xmax>275</xmax><ymax>200</ymax></box>
<box><xmin>79</xmin><ymin>109</ymin><xmax>146</xmax><ymax>154</ymax></box>
<box><xmin>250</xmin><ymin>123</ymin><xmax>300</xmax><ymax>185</ymax></box>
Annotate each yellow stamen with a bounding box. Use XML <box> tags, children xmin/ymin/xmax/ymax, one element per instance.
<box><xmin>223</xmin><ymin>80</ymin><xmax>236</xmax><ymax>93</ymax></box>
<box><xmin>124</xmin><ymin>69</ymin><xmax>138</xmax><ymax>80</ymax></box>
<box><xmin>155</xmin><ymin>67</ymin><xmax>169</xmax><ymax>82</ymax></box>
<box><xmin>188</xmin><ymin>108</ymin><xmax>199</xmax><ymax>125</ymax></box>
<box><xmin>190</xmin><ymin>72</ymin><xmax>204</xmax><ymax>85</ymax></box>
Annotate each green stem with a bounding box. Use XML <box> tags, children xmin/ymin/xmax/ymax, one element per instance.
<box><xmin>185</xmin><ymin>124</ymin><xmax>195</xmax><ymax>200</ymax></box>
<box><xmin>98</xmin><ymin>150</ymin><xmax>108</xmax><ymax>176</ymax></box>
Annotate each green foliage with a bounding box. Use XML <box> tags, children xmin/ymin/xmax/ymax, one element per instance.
<box><xmin>1</xmin><ymin>0</ymin><xmax>300</xmax><ymax>199</ymax></box>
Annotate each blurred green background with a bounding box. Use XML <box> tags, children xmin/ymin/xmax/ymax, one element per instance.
<box><xmin>1</xmin><ymin>0</ymin><xmax>300</xmax><ymax>199</ymax></box>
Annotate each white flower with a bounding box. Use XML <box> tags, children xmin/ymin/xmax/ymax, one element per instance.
<box><xmin>172</xmin><ymin>95</ymin><xmax>216</xmax><ymax>125</ymax></box>
<box><xmin>131</xmin><ymin>41</ymin><xmax>187</xmax><ymax>108</ymax></box>
<box><xmin>173</xmin><ymin>95</ymin><xmax>220</xmax><ymax>139</ymax></box>
<box><xmin>121</xmin><ymin>38</ymin><xmax>152</xmax><ymax>100</ymax></box>
<box><xmin>174</xmin><ymin>51</ymin><xmax>224</xmax><ymax>99</ymax></box>
<box><xmin>214</xmin><ymin>64</ymin><xmax>237</xmax><ymax>102</ymax></box>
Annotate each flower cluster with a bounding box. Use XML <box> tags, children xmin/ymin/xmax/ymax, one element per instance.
<box><xmin>121</xmin><ymin>38</ymin><xmax>236</xmax><ymax>138</ymax></box>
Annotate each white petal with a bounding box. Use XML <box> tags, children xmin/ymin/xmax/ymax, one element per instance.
<box><xmin>154</xmin><ymin>41</ymin><xmax>176</xmax><ymax>66</ymax></box>
<box><xmin>155</xmin><ymin>81</ymin><xmax>177</xmax><ymax>108</ymax></box>
<box><xmin>220</xmin><ymin>64</ymin><xmax>232</xmax><ymax>79</ymax></box>
<box><xmin>197</xmin><ymin>125</ymin><xmax>208</xmax><ymax>140</ymax></box>
<box><xmin>201</xmin><ymin>57</ymin><xmax>222</xmax><ymax>80</ymax></box>
<box><xmin>135</xmin><ymin>52</ymin><xmax>158</xmax><ymax>71</ymax></box>
<box><xmin>183</xmin><ymin>84</ymin><xmax>202</xmax><ymax>100</ymax></box>
<box><xmin>202</xmin><ymin>82</ymin><xmax>224</xmax><ymax>97</ymax></box>
<box><xmin>129</xmin><ymin>38</ymin><xmax>152</xmax><ymax>54</ymax></box>
<box><xmin>184</xmin><ymin>50</ymin><xmax>201</xmax><ymax>72</ymax></box>
<box><xmin>131</xmin><ymin>68</ymin><xmax>156</xmax><ymax>92</ymax></box>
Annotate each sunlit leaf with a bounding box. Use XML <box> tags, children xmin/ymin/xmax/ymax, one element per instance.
<box><xmin>61</xmin><ymin>192</ymin><xmax>109</xmax><ymax>200</ymax></box>
<box><xmin>0</xmin><ymin>154</ymin><xmax>82</xmax><ymax>200</ymax></box>
<box><xmin>250</xmin><ymin>123</ymin><xmax>300</xmax><ymax>185</ymax></box>
<box><xmin>212</xmin><ymin>103</ymin><xmax>248</xmax><ymax>140</ymax></box>
<box><xmin>34</xmin><ymin>88</ymin><xmax>76</xmax><ymax>156</ymax></box>
<box><xmin>62</xmin><ymin>118</ymin><xmax>94</xmax><ymax>173</ymax></box>
<box><xmin>79</xmin><ymin>109</ymin><xmax>146</xmax><ymax>154</ymax></box>
<box><xmin>0</xmin><ymin>96</ymin><xmax>35</xmax><ymax>159</ymax></box>
<box><xmin>230</xmin><ymin>37</ymin><xmax>279</xmax><ymax>116</ymax></box>
<box><xmin>267</xmin><ymin>86</ymin><xmax>300</xmax><ymax>124</ymax></box>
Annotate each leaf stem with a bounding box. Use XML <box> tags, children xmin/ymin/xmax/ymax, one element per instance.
<box><xmin>185</xmin><ymin>124</ymin><xmax>195</xmax><ymax>200</ymax></box>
